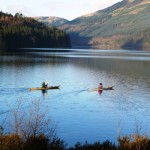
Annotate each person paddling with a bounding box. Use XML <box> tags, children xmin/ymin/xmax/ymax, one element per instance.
<box><xmin>42</xmin><ymin>81</ymin><xmax>48</xmax><ymax>88</ymax></box>
<box><xmin>98</xmin><ymin>83</ymin><xmax>103</xmax><ymax>90</ymax></box>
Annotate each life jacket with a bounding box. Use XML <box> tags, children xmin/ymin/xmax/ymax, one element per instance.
<box><xmin>98</xmin><ymin>85</ymin><xmax>103</xmax><ymax>90</ymax></box>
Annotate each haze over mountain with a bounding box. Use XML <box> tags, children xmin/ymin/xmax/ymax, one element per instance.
<box><xmin>57</xmin><ymin>0</ymin><xmax>150</xmax><ymax>50</ymax></box>
<box><xmin>35</xmin><ymin>16</ymin><xmax>68</xmax><ymax>27</ymax></box>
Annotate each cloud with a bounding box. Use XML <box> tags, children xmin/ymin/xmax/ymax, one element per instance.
<box><xmin>94</xmin><ymin>0</ymin><xmax>122</xmax><ymax>10</ymax></box>
<box><xmin>0</xmin><ymin>0</ymin><xmax>122</xmax><ymax>20</ymax></box>
<box><xmin>6</xmin><ymin>4</ymin><xmax>29</xmax><ymax>15</ymax></box>
<box><xmin>40</xmin><ymin>0</ymin><xmax>122</xmax><ymax>20</ymax></box>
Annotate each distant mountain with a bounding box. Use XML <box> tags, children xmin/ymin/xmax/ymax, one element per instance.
<box><xmin>35</xmin><ymin>16</ymin><xmax>69</xmax><ymax>27</ymax></box>
<box><xmin>59</xmin><ymin>0</ymin><xmax>150</xmax><ymax>50</ymax></box>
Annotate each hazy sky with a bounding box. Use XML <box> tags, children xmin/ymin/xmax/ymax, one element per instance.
<box><xmin>1</xmin><ymin>0</ymin><xmax>122</xmax><ymax>20</ymax></box>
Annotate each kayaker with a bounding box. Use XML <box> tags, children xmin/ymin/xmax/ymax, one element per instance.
<box><xmin>98</xmin><ymin>83</ymin><xmax>103</xmax><ymax>90</ymax></box>
<box><xmin>42</xmin><ymin>81</ymin><xmax>48</xmax><ymax>88</ymax></box>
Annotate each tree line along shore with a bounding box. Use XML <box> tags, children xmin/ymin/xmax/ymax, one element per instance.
<box><xmin>0</xmin><ymin>12</ymin><xmax>71</xmax><ymax>52</ymax></box>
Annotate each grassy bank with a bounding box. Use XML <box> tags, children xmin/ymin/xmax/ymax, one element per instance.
<box><xmin>1</xmin><ymin>132</ymin><xmax>150</xmax><ymax>150</ymax></box>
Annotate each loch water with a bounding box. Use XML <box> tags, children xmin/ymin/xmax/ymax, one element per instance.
<box><xmin>0</xmin><ymin>49</ymin><xmax>150</xmax><ymax>146</ymax></box>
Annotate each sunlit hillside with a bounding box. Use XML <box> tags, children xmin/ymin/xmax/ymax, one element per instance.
<box><xmin>35</xmin><ymin>16</ymin><xmax>69</xmax><ymax>27</ymax></box>
<box><xmin>59</xmin><ymin>0</ymin><xmax>150</xmax><ymax>50</ymax></box>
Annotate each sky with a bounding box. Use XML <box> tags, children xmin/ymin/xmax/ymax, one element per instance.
<box><xmin>1</xmin><ymin>0</ymin><xmax>122</xmax><ymax>20</ymax></box>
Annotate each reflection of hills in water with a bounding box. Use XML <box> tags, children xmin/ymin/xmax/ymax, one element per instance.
<box><xmin>1</xmin><ymin>49</ymin><xmax>150</xmax><ymax>82</ymax></box>
<box><xmin>71</xmin><ymin>56</ymin><xmax>150</xmax><ymax>94</ymax></box>
<box><xmin>73</xmin><ymin>57</ymin><xmax>150</xmax><ymax>79</ymax></box>
<box><xmin>6</xmin><ymin>48</ymin><xmax>150</xmax><ymax>61</ymax></box>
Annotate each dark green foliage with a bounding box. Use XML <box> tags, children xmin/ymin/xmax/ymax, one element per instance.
<box><xmin>0</xmin><ymin>12</ymin><xmax>71</xmax><ymax>51</ymax></box>
<box><xmin>69</xmin><ymin>140</ymin><xmax>117</xmax><ymax>150</ymax></box>
<box><xmin>24</xmin><ymin>135</ymin><xmax>49</xmax><ymax>150</ymax></box>
<box><xmin>49</xmin><ymin>138</ymin><xmax>67</xmax><ymax>150</ymax></box>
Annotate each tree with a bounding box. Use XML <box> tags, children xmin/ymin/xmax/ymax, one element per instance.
<box><xmin>6</xmin><ymin>99</ymin><xmax>56</xmax><ymax>141</ymax></box>
<box><xmin>15</xmin><ymin>13</ymin><xmax>23</xmax><ymax>18</ymax></box>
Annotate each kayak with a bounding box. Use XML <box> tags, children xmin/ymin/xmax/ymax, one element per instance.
<box><xmin>29</xmin><ymin>85</ymin><xmax>60</xmax><ymax>91</ymax></box>
<box><xmin>88</xmin><ymin>86</ymin><xmax>114</xmax><ymax>92</ymax></box>
<box><xmin>99</xmin><ymin>86</ymin><xmax>114</xmax><ymax>91</ymax></box>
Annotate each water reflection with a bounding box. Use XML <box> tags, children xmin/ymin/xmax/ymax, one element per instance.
<box><xmin>98</xmin><ymin>90</ymin><xmax>103</xmax><ymax>95</ymax></box>
<box><xmin>41</xmin><ymin>89</ymin><xmax>48</xmax><ymax>97</ymax></box>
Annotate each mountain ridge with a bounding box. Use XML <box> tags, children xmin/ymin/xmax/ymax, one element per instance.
<box><xmin>35</xmin><ymin>0</ymin><xmax>150</xmax><ymax>50</ymax></box>
<box><xmin>35</xmin><ymin>16</ymin><xmax>69</xmax><ymax>27</ymax></box>
<box><xmin>59</xmin><ymin>0</ymin><xmax>150</xmax><ymax>50</ymax></box>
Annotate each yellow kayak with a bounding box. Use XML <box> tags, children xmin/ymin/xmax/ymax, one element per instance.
<box><xmin>99</xmin><ymin>86</ymin><xmax>114</xmax><ymax>91</ymax></box>
<box><xmin>29</xmin><ymin>85</ymin><xmax>60</xmax><ymax>91</ymax></box>
<box><xmin>88</xmin><ymin>86</ymin><xmax>114</xmax><ymax>92</ymax></box>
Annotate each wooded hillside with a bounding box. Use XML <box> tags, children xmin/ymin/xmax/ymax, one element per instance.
<box><xmin>59</xmin><ymin>0</ymin><xmax>150</xmax><ymax>50</ymax></box>
<box><xmin>0</xmin><ymin>12</ymin><xmax>71</xmax><ymax>52</ymax></box>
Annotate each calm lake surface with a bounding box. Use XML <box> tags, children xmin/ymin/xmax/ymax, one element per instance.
<box><xmin>0</xmin><ymin>48</ymin><xmax>150</xmax><ymax>146</ymax></box>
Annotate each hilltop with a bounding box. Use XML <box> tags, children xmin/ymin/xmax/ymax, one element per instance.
<box><xmin>34</xmin><ymin>16</ymin><xmax>69</xmax><ymax>27</ymax></box>
<box><xmin>59</xmin><ymin>0</ymin><xmax>150</xmax><ymax>50</ymax></box>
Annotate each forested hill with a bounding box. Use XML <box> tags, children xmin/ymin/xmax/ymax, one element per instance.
<box><xmin>0</xmin><ymin>12</ymin><xmax>71</xmax><ymax>52</ymax></box>
<box><xmin>59</xmin><ymin>0</ymin><xmax>150</xmax><ymax>50</ymax></box>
